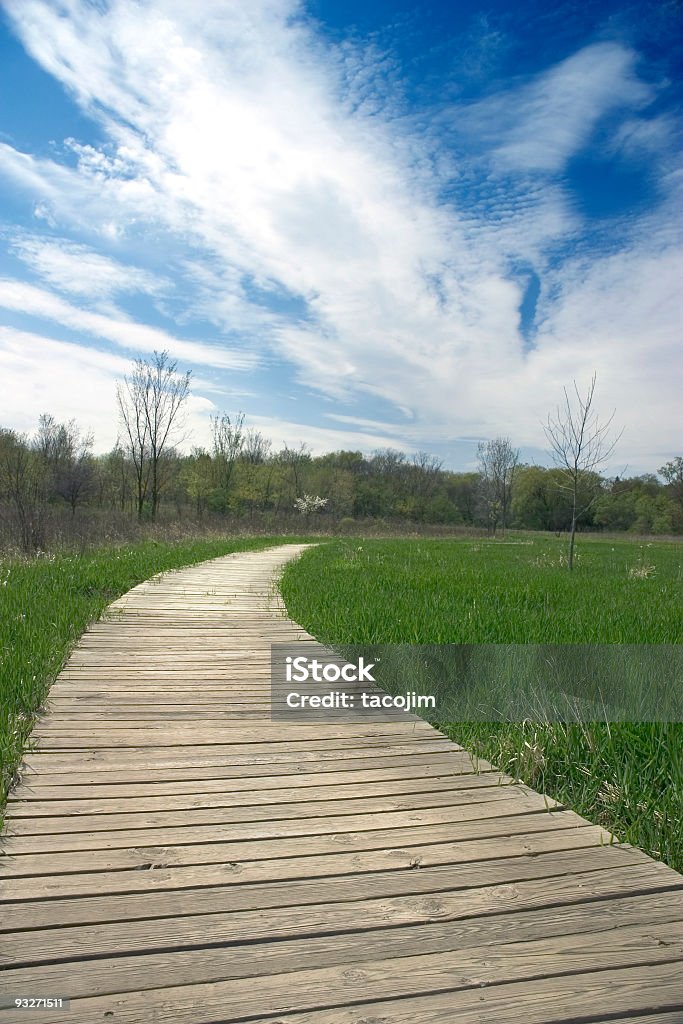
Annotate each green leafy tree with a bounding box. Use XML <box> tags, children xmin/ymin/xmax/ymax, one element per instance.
<box><xmin>659</xmin><ymin>457</ymin><xmax>683</xmax><ymax>512</ymax></box>
<box><xmin>181</xmin><ymin>448</ymin><xmax>213</xmax><ymax>517</ymax></box>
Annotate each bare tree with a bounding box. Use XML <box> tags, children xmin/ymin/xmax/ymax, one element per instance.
<box><xmin>278</xmin><ymin>443</ymin><xmax>311</xmax><ymax>499</ymax></box>
<box><xmin>236</xmin><ymin>428</ymin><xmax>273</xmax><ymax>518</ymax></box>
<box><xmin>0</xmin><ymin>429</ymin><xmax>46</xmax><ymax>551</ymax></box>
<box><xmin>241</xmin><ymin>428</ymin><xmax>272</xmax><ymax>465</ymax></box>
<box><xmin>116</xmin><ymin>351</ymin><xmax>191</xmax><ymax>519</ymax></box>
<box><xmin>477</xmin><ymin>437</ymin><xmax>520</xmax><ymax>535</ymax></box>
<box><xmin>371</xmin><ymin>448</ymin><xmax>408</xmax><ymax>480</ymax></box>
<box><xmin>409</xmin><ymin>451</ymin><xmax>444</xmax><ymax>498</ymax></box>
<box><xmin>545</xmin><ymin>373</ymin><xmax>622</xmax><ymax>569</ymax></box>
<box><xmin>211</xmin><ymin>412</ymin><xmax>245</xmax><ymax>508</ymax></box>
<box><xmin>34</xmin><ymin>414</ymin><xmax>94</xmax><ymax>515</ymax></box>
<box><xmin>96</xmin><ymin>444</ymin><xmax>133</xmax><ymax>512</ymax></box>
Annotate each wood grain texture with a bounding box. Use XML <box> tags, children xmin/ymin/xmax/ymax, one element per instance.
<box><xmin>1</xmin><ymin>543</ymin><xmax>682</xmax><ymax>1023</ymax></box>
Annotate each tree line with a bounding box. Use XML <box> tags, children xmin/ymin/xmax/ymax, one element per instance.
<box><xmin>1</xmin><ymin>351</ymin><xmax>681</xmax><ymax>552</ymax></box>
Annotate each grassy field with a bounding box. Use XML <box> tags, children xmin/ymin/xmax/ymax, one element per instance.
<box><xmin>280</xmin><ymin>535</ymin><xmax>683</xmax><ymax>871</ymax></box>
<box><xmin>0</xmin><ymin>536</ymin><xmax>299</xmax><ymax>806</ymax></box>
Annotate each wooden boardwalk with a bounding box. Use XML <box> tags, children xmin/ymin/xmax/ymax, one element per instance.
<box><xmin>1</xmin><ymin>543</ymin><xmax>682</xmax><ymax>1023</ymax></box>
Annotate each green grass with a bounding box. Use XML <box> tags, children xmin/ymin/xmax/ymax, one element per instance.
<box><xmin>280</xmin><ymin>535</ymin><xmax>683</xmax><ymax>870</ymax></box>
<box><xmin>0</xmin><ymin>536</ymin><xmax>300</xmax><ymax>806</ymax></box>
<box><xmin>280</xmin><ymin>536</ymin><xmax>682</xmax><ymax>643</ymax></box>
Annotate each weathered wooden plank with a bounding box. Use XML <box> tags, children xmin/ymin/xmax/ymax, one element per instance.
<box><xmin>20</xmin><ymin>737</ymin><xmax>459</xmax><ymax>772</ymax></box>
<box><xmin>0</xmin><ymin>797</ymin><xmax>565</xmax><ymax>853</ymax></box>
<box><xmin>0</xmin><ymin>815</ymin><xmax>602</xmax><ymax>880</ymax></box>
<box><xmin>2</xmin><ymin>863</ymin><xmax>680</xmax><ymax>968</ymax></box>
<box><xmin>3</xmin><ymin>786</ymin><xmax>532</xmax><ymax>835</ymax></box>
<box><xmin>5</xmin><ymin>775</ymin><xmax>516</xmax><ymax>817</ymax></box>
<box><xmin>0</xmin><ymin>844</ymin><xmax>648</xmax><ymax>926</ymax></box>
<box><xmin>31</xmin><ymin>724</ymin><xmax>439</xmax><ymax>748</ymax></box>
<box><xmin>3</xmin><ymin>932</ymin><xmax>683</xmax><ymax>1024</ymax></box>
<box><xmin>606</xmin><ymin>1016</ymin><xmax>683</xmax><ymax>1023</ymax></box>
<box><xmin>238</xmin><ymin>964</ymin><xmax>683</xmax><ymax>1024</ymax></box>
<box><xmin>10</xmin><ymin>751</ymin><xmax>486</xmax><ymax>789</ymax></box>
<box><xmin>2</xmin><ymin>893</ymin><xmax>681</xmax><ymax>1002</ymax></box>
<box><xmin>9</xmin><ymin>762</ymin><xmax>506</xmax><ymax>800</ymax></box>
<box><xmin>0</xmin><ymin>826</ymin><xmax>615</xmax><ymax>903</ymax></box>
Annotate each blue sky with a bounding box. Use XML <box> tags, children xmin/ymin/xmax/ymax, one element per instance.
<box><xmin>0</xmin><ymin>0</ymin><xmax>680</xmax><ymax>472</ymax></box>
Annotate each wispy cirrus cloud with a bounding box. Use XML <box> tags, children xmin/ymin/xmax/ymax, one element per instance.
<box><xmin>0</xmin><ymin>279</ymin><xmax>257</xmax><ymax>370</ymax></box>
<box><xmin>247</xmin><ymin>413</ymin><xmax>418</xmax><ymax>458</ymax></box>
<box><xmin>0</xmin><ymin>0</ymin><xmax>679</xmax><ymax>470</ymax></box>
<box><xmin>483</xmin><ymin>43</ymin><xmax>651</xmax><ymax>173</ymax></box>
<box><xmin>10</xmin><ymin>234</ymin><xmax>165</xmax><ymax>299</ymax></box>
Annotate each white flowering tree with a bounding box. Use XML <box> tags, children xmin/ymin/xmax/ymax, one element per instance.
<box><xmin>294</xmin><ymin>494</ymin><xmax>328</xmax><ymax>517</ymax></box>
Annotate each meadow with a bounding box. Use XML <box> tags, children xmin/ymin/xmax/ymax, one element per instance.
<box><xmin>280</xmin><ymin>535</ymin><xmax>683</xmax><ymax>870</ymax></box>
<box><xmin>0</xmin><ymin>536</ymin><xmax>298</xmax><ymax>807</ymax></box>
<box><xmin>2</xmin><ymin>530</ymin><xmax>681</xmax><ymax>870</ymax></box>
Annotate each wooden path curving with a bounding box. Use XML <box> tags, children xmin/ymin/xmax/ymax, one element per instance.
<box><xmin>1</xmin><ymin>543</ymin><xmax>682</xmax><ymax>1023</ymax></box>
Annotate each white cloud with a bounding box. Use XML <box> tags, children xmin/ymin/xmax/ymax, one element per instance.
<box><xmin>10</xmin><ymin>235</ymin><xmax>164</xmax><ymax>299</ymax></box>
<box><xmin>0</xmin><ymin>326</ymin><xmax>222</xmax><ymax>453</ymax></box>
<box><xmin>526</xmin><ymin>243</ymin><xmax>683</xmax><ymax>466</ymax></box>
<box><xmin>0</xmin><ymin>326</ymin><xmax>128</xmax><ymax>447</ymax></box>
<box><xmin>245</xmin><ymin>414</ymin><xmax>419</xmax><ymax>457</ymax></box>
<box><xmin>0</xmin><ymin>1</ymin><xmax>679</xmax><ymax>471</ymax></box>
<box><xmin>325</xmin><ymin>412</ymin><xmax>413</xmax><ymax>433</ymax></box>
<box><xmin>0</xmin><ymin>318</ymin><xmax>421</xmax><ymax>459</ymax></box>
<box><xmin>457</xmin><ymin>43</ymin><xmax>653</xmax><ymax>173</ymax></box>
<box><xmin>0</xmin><ymin>279</ymin><xmax>257</xmax><ymax>370</ymax></box>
